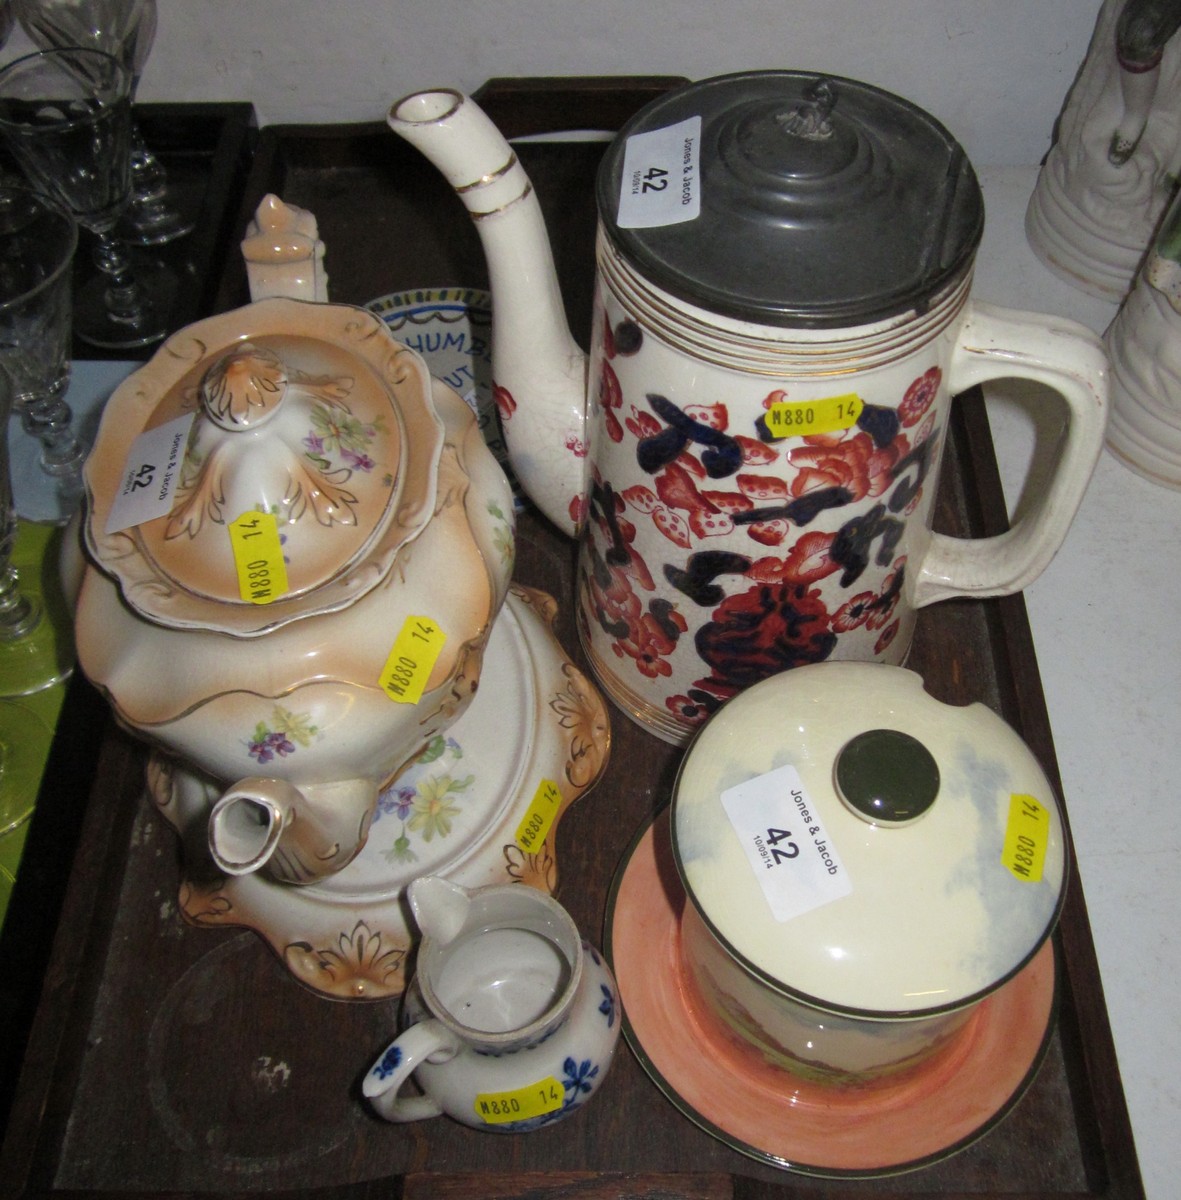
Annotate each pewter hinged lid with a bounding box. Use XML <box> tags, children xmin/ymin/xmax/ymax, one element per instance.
<box><xmin>597</xmin><ymin>70</ymin><xmax>985</xmax><ymax>328</ymax></box>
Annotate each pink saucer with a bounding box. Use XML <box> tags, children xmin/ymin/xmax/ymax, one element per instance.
<box><xmin>606</xmin><ymin>809</ymin><xmax>1058</xmax><ymax>1178</ymax></box>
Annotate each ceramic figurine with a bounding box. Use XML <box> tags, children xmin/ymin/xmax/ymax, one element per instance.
<box><xmin>389</xmin><ymin>72</ymin><xmax>1108</xmax><ymax>744</ymax></box>
<box><xmin>1026</xmin><ymin>0</ymin><xmax>1181</xmax><ymax>299</ymax></box>
<box><xmin>364</xmin><ymin>876</ymin><xmax>620</xmax><ymax>1129</ymax></box>
<box><xmin>241</xmin><ymin>193</ymin><xmax>328</xmax><ymax>302</ymax></box>
<box><xmin>1105</xmin><ymin>184</ymin><xmax>1181</xmax><ymax>486</ymax></box>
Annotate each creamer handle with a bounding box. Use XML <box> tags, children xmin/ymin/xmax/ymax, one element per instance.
<box><xmin>362</xmin><ymin>1020</ymin><xmax>456</xmax><ymax>1123</ymax></box>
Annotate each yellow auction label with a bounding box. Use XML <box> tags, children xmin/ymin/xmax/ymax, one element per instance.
<box><xmin>515</xmin><ymin>779</ymin><xmax>563</xmax><ymax>854</ymax></box>
<box><xmin>766</xmin><ymin>393</ymin><xmax>863</xmax><ymax>438</ymax></box>
<box><xmin>229</xmin><ymin>511</ymin><xmax>289</xmax><ymax>605</ymax></box>
<box><xmin>1002</xmin><ymin>794</ymin><xmax>1050</xmax><ymax>882</ymax></box>
<box><xmin>379</xmin><ymin>616</ymin><xmax>446</xmax><ymax>704</ymax></box>
<box><xmin>474</xmin><ymin>1076</ymin><xmax>563</xmax><ymax>1125</ymax></box>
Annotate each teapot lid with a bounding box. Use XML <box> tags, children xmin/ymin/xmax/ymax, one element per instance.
<box><xmin>597</xmin><ymin>70</ymin><xmax>984</xmax><ymax>329</ymax></box>
<box><xmin>671</xmin><ymin>663</ymin><xmax>1066</xmax><ymax>1017</ymax></box>
<box><xmin>84</xmin><ymin>298</ymin><xmax>444</xmax><ymax>636</ymax></box>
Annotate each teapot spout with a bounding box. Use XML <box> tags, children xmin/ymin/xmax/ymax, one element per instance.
<box><xmin>388</xmin><ymin>90</ymin><xmax>588</xmax><ymax>536</ymax></box>
<box><xmin>208</xmin><ymin>776</ymin><xmax>377</xmax><ymax>885</ymax></box>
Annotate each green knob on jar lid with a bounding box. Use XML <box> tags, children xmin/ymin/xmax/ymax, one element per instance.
<box><xmin>834</xmin><ymin>728</ymin><xmax>940</xmax><ymax>825</ymax></box>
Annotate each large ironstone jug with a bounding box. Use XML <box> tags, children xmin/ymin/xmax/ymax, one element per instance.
<box><xmin>389</xmin><ymin>71</ymin><xmax>1108</xmax><ymax>743</ymax></box>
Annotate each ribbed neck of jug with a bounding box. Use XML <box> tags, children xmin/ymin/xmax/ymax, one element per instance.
<box><xmin>596</xmin><ymin>225</ymin><xmax>974</xmax><ymax>377</ymax></box>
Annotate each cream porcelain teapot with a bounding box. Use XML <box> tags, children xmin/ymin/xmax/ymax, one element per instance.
<box><xmin>70</xmin><ymin>197</ymin><xmax>515</xmax><ymax>884</ymax></box>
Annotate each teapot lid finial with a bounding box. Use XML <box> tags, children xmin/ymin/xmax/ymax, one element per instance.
<box><xmin>777</xmin><ymin>75</ymin><xmax>838</xmax><ymax>140</ymax></box>
<box><xmin>201</xmin><ymin>344</ymin><xmax>289</xmax><ymax>431</ymax></box>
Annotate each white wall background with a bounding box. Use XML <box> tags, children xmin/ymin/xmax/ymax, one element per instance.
<box><xmin>5</xmin><ymin>1</ymin><xmax>1103</xmax><ymax>167</ymax></box>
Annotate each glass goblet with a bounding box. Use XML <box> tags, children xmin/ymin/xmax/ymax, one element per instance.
<box><xmin>0</xmin><ymin>367</ymin><xmax>73</xmax><ymax>696</ymax></box>
<box><xmin>0</xmin><ymin>46</ymin><xmax>175</xmax><ymax>350</ymax></box>
<box><xmin>13</xmin><ymin>0</ymin><xmax>195</xmax><ymax>245</ymax></box>
<box><xmin>0</xmin><ymin>184</ymin><xmax>86</xmax><ymax>508</ymax></box>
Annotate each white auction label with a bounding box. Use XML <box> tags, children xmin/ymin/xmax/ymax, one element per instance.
<box><xmin>720</xmin><ymin>764</ymin><xmax>852</xmax><ymax>922</ymax></box>
<box><xmin>104</xmin><ymin>412</ymin><xmax>195</xmax><ymax>534</ymax></box>
<box><xmin>617</xmin><ymin>115</ymin><xmax>701</xmax><ymax>229</ymax></box>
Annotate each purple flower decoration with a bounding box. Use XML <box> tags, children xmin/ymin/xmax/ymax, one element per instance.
<box><xmin>245</xmin><ymin>711</ymin><xmax>313</xmax><ymax>767</ymax></box>
<box><xmin>248</xmin><ymin>738</ymin><xmax>273</xmax><ymax>764</ymax></box>
<box><xmin>343</xmin><ymin>448</ymin><xmax>376</xmax><ymax>472</ymax></box>
<box><xmin>265</xmin><ymin>731</ymin><xmax>296</xmax><ymax>757</ymax></box>
<box><xmin>304</xmin><ymin>433</ymin><xmax>325</xmax><ymax>454</ymax></box>
<box><xmin>377</xmin><ymin>785</ymin><xmax>416</xmax><ymax>821</ymax></box>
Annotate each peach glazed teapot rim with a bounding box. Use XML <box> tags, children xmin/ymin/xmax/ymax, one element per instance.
<box><xmin>82</xmin><ymin>296</ymin><xmax>446</xmax><ymax>637</ymax></box>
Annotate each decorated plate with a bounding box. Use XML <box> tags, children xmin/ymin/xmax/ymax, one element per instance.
<box><xmin>365</xmin><ymin>287</ymin><xmax>524</xmax><ymax>508</ymax></box>
<box><xmin>606</xmin><ymin>808</ymin><xmax>1058</xmax><ymax>1178</ymax></box>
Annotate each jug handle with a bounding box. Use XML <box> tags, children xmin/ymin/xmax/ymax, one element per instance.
<box><xmin>363</xmin><ymin>1021</ymin><xmax>457</xmax><ymax>1123</ymax></box>
<box><xmin>915</xmin><ymin>300</ymin><xmax>1108</xmax><ymax>607</ymax></box>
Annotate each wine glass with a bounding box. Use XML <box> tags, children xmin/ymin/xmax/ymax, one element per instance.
<box><xmin>13</xmin><ymin>0</ymin><xmax>194</xmax><ymax>245</ymax></box>
<box><xmin>0</xmin><ymin>365</ymin><xmax>73</xmax><ymax>696</ymax></box>
<box><xmin>0</xmin><ymin>3</ymin><xmax>61</xmax><ymax>921</ymax></box>
<box><xmin>0</xmin><ymin>46</ymin><xmax>175</xmax><ymax>349</ymax></box>
<box><xmin>0</xmin><ymin>183</ymin><xmax>86</xmax><ymax>516</ymax></box>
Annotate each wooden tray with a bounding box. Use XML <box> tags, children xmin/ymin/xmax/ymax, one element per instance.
<box><xmin>0</xmin><ymin>79</ymin><xmax>1143</xmax><ymax>1200</ymax></box>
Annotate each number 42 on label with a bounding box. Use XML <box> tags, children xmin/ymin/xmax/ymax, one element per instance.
<box><xmin>762</xmin><ymin>828</ymin><xmax>800</xmax><ymax>863</ymax></box>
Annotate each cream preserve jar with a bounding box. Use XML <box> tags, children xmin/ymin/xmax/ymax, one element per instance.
<box><xmin>671</xmin><ymin>662</ymin><xmax>1066</xmax><ymax>1081</ymax></box>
